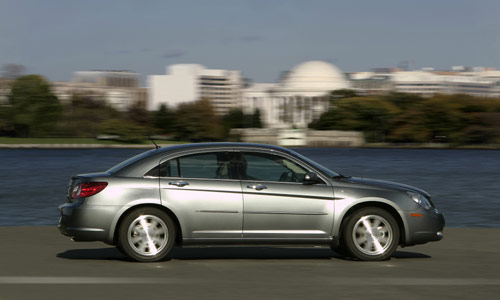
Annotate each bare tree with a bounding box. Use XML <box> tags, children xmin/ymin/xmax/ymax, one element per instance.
<box><xmin>1</xmin><ymin>64</ymin><xmax>26</xmax><ymax>79</ymax></box>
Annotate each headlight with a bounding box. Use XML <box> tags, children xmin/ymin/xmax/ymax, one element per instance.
<box><xmin>407</xmin><ymin>191</ymin><xmax>432</xmax><ymax>210</ymax></box>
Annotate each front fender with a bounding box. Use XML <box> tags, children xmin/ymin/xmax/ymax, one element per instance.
<box><xmin>333</xmin><ymin>197</ymin><xmax>410</xmax><ymax>245</ymax></box>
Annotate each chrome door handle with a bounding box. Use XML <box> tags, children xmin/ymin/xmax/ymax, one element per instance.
<box><xmin>169</xmin><ymin>181</ymin><xmax>189</xmax><ymax>187</ymax></box>
<box><xmin>247</xmin><ymin>184</ymin><xmax>267</xmax><ymax>191</ymax></box>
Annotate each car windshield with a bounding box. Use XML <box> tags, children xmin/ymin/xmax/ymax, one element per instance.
<box><xmin>290</xmin><ymin>151</ymin><xmax>339</xmax><ymax>178</ymax></box>
<box><xmin>107</xmin><ymin>149</ymin><xmax>158</xmax><ymax>174</ymax></box>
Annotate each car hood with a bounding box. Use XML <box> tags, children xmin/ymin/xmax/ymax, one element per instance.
<box><xmin>343</xmin><ymin>177</ymin><xmax>430</xmax><ymax>197</ymax></box>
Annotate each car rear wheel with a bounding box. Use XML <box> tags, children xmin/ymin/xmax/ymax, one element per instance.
<box><xmin>118</xmin><ymin>207</ymin><xmax>175</xmax><ymax>262</ymax></box>
<box><xmin>341</xmin><ymin>207</ymin><xmax>399</xmax><ymax>261</ymax></box>
<box><xmin>331</xmin><ymin>243</ymin><xmax>351</xmax><ymax>258</ymax></box>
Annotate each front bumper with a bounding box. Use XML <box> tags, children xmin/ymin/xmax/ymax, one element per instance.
<box><xmin>404</xmin><ymin>207</ymin><xmax>445</xmax><ymax>246</ymax></box>
<box><xmin>58</xmin><ymin>200</ymin><xmax>120</xmax><ymax>245</ymax></box>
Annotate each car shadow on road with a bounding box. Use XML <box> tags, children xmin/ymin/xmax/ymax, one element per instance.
<box><xmin>57</xmin><ymin>247</ymin><xmax>431</xmax><ymax>261</ymax></box>
<box><xmin>57</xmin><ymin>247</ymin><xmax>130</xmax><ymax>261</ymax></box>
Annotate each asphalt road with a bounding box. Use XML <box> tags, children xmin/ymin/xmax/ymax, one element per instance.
<box><xmin>0</xmin><ymin>227</ymin><xmax>499</xmax><ymax>299</ymax></box>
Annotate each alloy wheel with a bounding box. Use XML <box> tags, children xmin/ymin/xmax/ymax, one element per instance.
<box><xmin>127</xmin><ymin>214</ymin><xmax>169</xmax><ymax>256</ymax></box>
<box><xmin>351</xmin><ymin>214</ymin><xmax>393</xmax><ymax>256</ymax></box>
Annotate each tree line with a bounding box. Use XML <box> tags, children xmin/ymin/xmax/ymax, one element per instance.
<box><xmin>0</xmin><ymin>75</ymin><xmax>262</xmax><ymax>142</ymax></box>
<box><xmin>2</xmin><ymin>75</ymin><xmax>500</xmax><ymax>145</ymax></box>
<box><xmin>310</xmin><ymin>89</ymin><xmax>500</xmax><ymax>144</ymax></box>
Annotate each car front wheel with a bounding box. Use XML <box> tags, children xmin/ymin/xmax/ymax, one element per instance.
<box><xmin>118</xmin><ymin>207</ymin><xmax>175</xmax><ymax>262</ymax></box>
<box><xmin>341</xmin><ymin>207</ymin><xmax>399</xmax><ymax>261</ymax></box>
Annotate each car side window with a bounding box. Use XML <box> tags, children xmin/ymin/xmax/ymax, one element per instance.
<box><xmin>237</xmin><ymin>152</ymin><xmax>308</xmax><ymax>183</ymax></box>
<box><xmin>146</xmin><ymin>152</ymin><xmax>232</xmax><ymax>179</ymax></box>
<box><xmin>145</xmin><ymin>159</ymin><xmax>179</xmax><ymax>177</ymax></box>
<box><xmin>179</xmin><ymin>152</ymin><xmax>231</xmax><ymax>179</ymax></box>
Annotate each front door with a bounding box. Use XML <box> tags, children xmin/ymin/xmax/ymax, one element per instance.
<box><xmin>237</xmin><ymin>151</ymin><xmax>334</xmax><ymax>240</ymax></box>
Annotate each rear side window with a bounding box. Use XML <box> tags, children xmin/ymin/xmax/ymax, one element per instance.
<box><xmin>146</xmin><ymin>152</ymin><xmax>232</xmax><ymax>179</ymax></box>
<box><xmin>179</xmin><ymin>153</ymin><xmax>227</xmax><ymax>179</ymax></box>
<box><xmin>145</xmin><ymin>159</ymin><xmax>179</xmax><ymax>177</ymax></box>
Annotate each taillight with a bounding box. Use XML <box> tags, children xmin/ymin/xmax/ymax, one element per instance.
<box><xmin>71</xmin><ymin>182</ymin><xmax>108</xmax><ymax>199</ymax></box>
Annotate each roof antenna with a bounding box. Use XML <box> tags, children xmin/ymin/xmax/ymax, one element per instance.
<box><xmin>147</xmin><ymin>135</ymin><xmax>161</xmax><ymax>150</ymax></box>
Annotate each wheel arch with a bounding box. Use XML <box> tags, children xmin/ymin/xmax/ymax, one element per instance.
<box><xmin>336</xmin><ymin>201</ymin><xmax>407</xmax><ymax>246</ymax></box>
<box><xmin>112</xmin><ymin>204</ymin><xmax>183</xmax><ymax>246</ymax></box>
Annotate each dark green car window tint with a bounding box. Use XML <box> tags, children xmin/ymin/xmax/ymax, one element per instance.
<box><xmin>239</xmin><ymin>152</ymin><xmax>308</xmax><ymax>183</ymax></box>
<box><xmin>178</xmin><ymin>152</ymin><xmax>231</xmax><ymax>179</ymax></box>
<box><xmin>145</xmin><ymin>158</ymin><xmax>179</xmax><ymax>177</ymax></box>
<box><xmin>162</xmin><ymin>159</ymin><xmax>179</xmax><ymax>177</ymax></box>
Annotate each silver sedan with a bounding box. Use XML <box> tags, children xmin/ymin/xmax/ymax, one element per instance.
<box><xmin>59</xmin><ymin>143</ymin><xmax>444</xmax><ymax>262</ymax></box>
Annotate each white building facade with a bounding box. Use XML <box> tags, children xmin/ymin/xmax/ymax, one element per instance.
<box><xmin>350</xmin><ymin>68</ymin><xmax>500</xmax><ymax>97</ymax></box>
<box><xmin>52</xmin><ymin>70</ymin><xmax>146</xmax><ymax>111</ymax></box>
<box><xmin>148</xmin><ymin>64</ymin><xmax>243</xmax><ymax>115</ymax></box>
<box><xmin>242</xmin><ymin>60</ymin><xmax>351</xmax><ymax>128</ymax></box>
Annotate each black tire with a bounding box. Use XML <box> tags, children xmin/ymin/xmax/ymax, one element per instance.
<box><xmin>118</xmin><ymin>207</ymin><xmax>176</xmax><ymax>262</ymax></box>
<box><xmin>331</xmin><ymin>243</ymin><xmax>351</xmax><ymax>258</ymax></box>
<box><xmin>341</xmin><ymin>207</ymin><xmax>399</xmax><ymax>261</ymax></box>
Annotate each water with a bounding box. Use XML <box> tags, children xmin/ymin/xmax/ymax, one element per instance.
<box><xmin>1</xmin><ymin>148</ymin><xmax>499</xmax><ymax>227</ymax></box>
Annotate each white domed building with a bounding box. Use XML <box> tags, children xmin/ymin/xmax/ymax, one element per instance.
<box><xmin>243</xmin><ymin>60</ymin><xmax>350</xmax><ymax>128</ymax></box>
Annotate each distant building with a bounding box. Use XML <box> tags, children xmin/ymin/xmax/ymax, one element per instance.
<box><xmin>242</xmin><ymin>60</ymin><xmax>351</xmax><ymax>128</ymax></box>
<box><xmin>52</xmin><ymin>70</ymin><xmax>146</xmax><ymax>111</ymax></box>
<box><xmin>463</xmin><ymin>70</ymin><xmax>500</xmax><ymax>91</ymax></box>
<box><xmin>73</xmin><ymin>70</ymin><xmax>139</xmax><ymax>88</ymax></box>
<box><xmin>348</xmin><ymin>72</ymin><xmax>393</xmax><ymax>95</ymax></box>
<box><xmin>349</xmin><ymin>68</ymin><xmax>500</xmax><ymax>97</ymax></box>
<box><xmin>148</xmin><ymin>64</ymin><xmax>243</xmax><ymax>115</ymax></box>
<box><xmin>391</xmin><ymin>71</ymin><xmax>445</xmax><ymax>96</ymax></box>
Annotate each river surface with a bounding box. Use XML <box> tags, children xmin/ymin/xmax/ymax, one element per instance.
<box><xmin>0</xmin><ymin>147</ymin><xmax>499</xmax><ymax>227</ymax></box>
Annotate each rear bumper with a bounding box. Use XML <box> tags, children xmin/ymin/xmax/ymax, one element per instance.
<box><xmin>58</xmin><ymin>200</ymin><xmax>120</xmax><ymax>245</ymax></box>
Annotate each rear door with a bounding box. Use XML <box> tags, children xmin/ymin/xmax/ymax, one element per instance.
<box><xmin>158</xmin><ymin>151</ymin><xmax>243</xmax><ymax>239</ymax></box>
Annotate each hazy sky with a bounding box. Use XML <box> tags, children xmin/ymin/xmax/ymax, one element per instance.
<box><xmin>1</xmin><ymin>0</ymin><xmax>499</xmax><ymax>84</ymax></box>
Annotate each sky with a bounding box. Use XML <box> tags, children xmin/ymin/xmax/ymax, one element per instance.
<box><xmin>1</xmin><ymin>0</ymin><xmax>499</xmax><ymax>84</ymax></box>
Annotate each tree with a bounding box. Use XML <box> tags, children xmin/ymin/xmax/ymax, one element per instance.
<box><xmin>0</xmin><ymin>105</ymin><xmax>13</xmax><ymax>136</ymax></box>
<box><xmin>173</xmin><ymin>98</ymin><xmax>224</xmax><ymax>141</ymax></box>
<box><xmin>1</xmin><ymin>64</ymin><xmax>25</xmax><ymax>79</ymax></box>
<box><xmin>127</xmin><ymin>101</ymin><xmax>151</xmax><ymax>127</ymax></box>
<box><xmin>386</xmin><ymin>109</ymin><xmax>431</xmax><ymax>143</ymax></box>
<box><xmin>310</xmin><ymin>97</ymin><xmax>399</xmax><ymax>142</ymax></box>
<box><xmin>387</xmin><ymin>95</ymin><xmax>465</xmax><ymax>143</ymax></box>
<box><xmin>8</xmin><ymin>75</ymin><xmax>61</xmax><ymax>137</ymax></box>
<box><xmin>100</xmin><ymin>119</ymin><xmax>147</xmax><ymax>143</ymax></box>
<box><xmin>222</xmin><ymin>108</ymin><xmax>246</xmax><ymax>129</ymax></box>
<box><xmin>222</xmin><ymin>108</ymin><xmax>263</xmax><ymax>133</ymax></box>
<box><xmin>420</xmin><ymin>96</ymin><xmax>465</xmax><ymax>142</ymax></box>
<box><xmin>329</xmin><ymin>89</ymin><xmax>358</xmax><ymax>100</ymax></box>
<box><xmin>153</xmin><ymin>104</ymin><xmax>175</xmax><ymax>134</ymax></box>
<box><xmin>251</xmin><ymin>109</ymin><xmax>263</xmax><ymax>128</ymax></box>
<box><xmin>383</xmin><ymin>92</ymin><xmax>424</xmax><ymax>110</ymax></box>
<box><xmin>311</xmin><ymin>92</ymin><xmax>500</xmax><ymax>145</ymax></box>
<box><xmin>459</xmin><ymin>112</ymin><xmax>500</xmax><ymax>144</ymax></box>
<box><xmin>55</xmin><ymin>92</ymin><xmax>120</xmax><ymax>137</ymax></box>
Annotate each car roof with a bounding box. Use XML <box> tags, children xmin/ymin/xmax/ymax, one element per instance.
<box><xmin>154</xmin><ymin>142</ymin><xmax>289</xmax><ymax>154</ymax></box>
<box><xmin>110</xmin><ymin>143</ymin><xmax>298</xmax><ymax>177</ymax></box>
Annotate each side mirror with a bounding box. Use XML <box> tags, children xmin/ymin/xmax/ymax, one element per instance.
<box><xmin>304</xmin><ymin>172</ymin><xmax>321</xmax><ymax>185</ymax></box>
